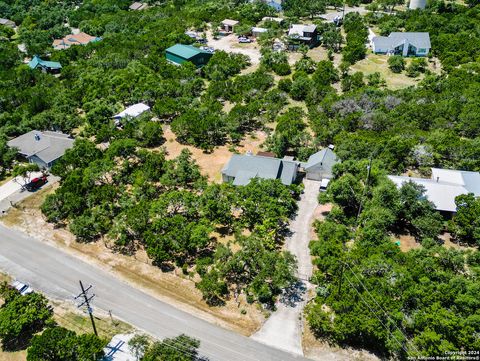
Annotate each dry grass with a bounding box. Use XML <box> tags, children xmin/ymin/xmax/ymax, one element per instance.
<box><xmin>0</xmin><ymin>188</ymin><xmax>265</xmax><ymax>336</ymax></box>
<box><xmin>51</xmin><ymin>300</ymin><xmax>132</xmax><ymax>340</ymax></box>
<box><xmin>0</xmin><ymin>350</ymin><xmax>26</xmax><ymax>361</ymax></box>
<box><xmin>350</xmin><ymin>53</ymin><xmax>441</xmax><ymax>90</ymax></box>
<box><xmin>302</xmin><ymin>323</ymin><xmax>379</xmax><ymax>361</ymax></box>
<box><xmin>392</xmin><ymin>234</ymin><xmax>422</xmax><ymax>252</ymax></box>
<box><xmin>162</xmin><ymin>126</ymin><xmax>267</xmax><ymax>183</ymax></box>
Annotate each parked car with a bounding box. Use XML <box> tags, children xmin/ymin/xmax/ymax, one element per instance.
<box><xmin>238</xmin><ymin>37</ymin><xmax>252</xmax><ymax>43</ymax></box>
<box><xmin>25</xmin><ymin>175</ymin><xmax>48</xmax><ymax>191</ymax></box>
<box><xmin>319</xmin><ymin>178</ymin><xmax>330</xmax><ymax>192</ymax></box>
<box><xmin>11</xmin><ymin>280</ymin><xmax>33</xmax><ymax>295</ymax></box>
<box><xmin>196</xmin><ymin>38</ymin><xmax>207</xmax><ymax>44</ymax></box>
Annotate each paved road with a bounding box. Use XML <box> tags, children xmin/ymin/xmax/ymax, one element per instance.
<box><xmin>0</xmin><ymin>224</ymin><xmax>310</xmax><ymax>361</ymax></box>
<box><xmin>252</xmin><ymin>179</ymin><xmax>319</xmax><ymax>355</ymax></box>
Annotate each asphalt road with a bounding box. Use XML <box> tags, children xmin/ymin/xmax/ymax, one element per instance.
<box><xmin>0</xmin><ymin>224</ymin><xmax>310</xmax><ymax>361</ymax></box>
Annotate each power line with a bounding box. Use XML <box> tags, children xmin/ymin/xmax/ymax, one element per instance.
<box><xmin>342</xmin><ymin>261</ymin><xmax>421</xmax><ymax>355</ymax></box>
<box><xmin>343</xmin><ymin>274</ymin><xmax>410</xmax><ymax>356</ymax></box>
<box><xmin>74</xmin><ymin>280</ymin><xmax>98</xmax><ymax>336</ymax></box>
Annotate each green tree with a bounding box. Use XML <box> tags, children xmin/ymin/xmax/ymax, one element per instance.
<box><xmin>0</xmin><ymin>292</ymin><xmax>53</xmax><ymax>351</ymax></box>
<box><xmin>142</xmin><ymin>334</ymin><xmax>200</xmax><ymax>361</ymax></box>
<box><xmin>27</xmin><ymin>326</ymin><xmax>105</xmax><ymax>361</ymax></box>
<box><xmin>128</xmin><ymin>334</ymin><xmax>150</xmax><ymax>361</ymax></box>
<box><xmin>388</xmin><ymin>56</ymin><xmax>405</xmax><ymax>73</ymax></box>
<box><xmin>312</xmin><ymin>60</ymin><xmax>339</xmax><ymax>86</ymax></box>
<box><xmin>450</xmin><ymin>193</ymin><xmax>480</xmax><ymax>247</ymax></box>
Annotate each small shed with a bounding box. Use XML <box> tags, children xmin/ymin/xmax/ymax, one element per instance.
<box><xmin>303</xmin><ymin>148</ymin><xmax>339</xmax><ymax>181</ymax></box>
<box><xmin>129</xmin><ymin>2</ymin><xmax>148</xmax><ymax>10</ymax></box>
<box><xmin>221</xmin><ymin>19</ymin><xmax>239</xmax><ymax>33</ymax></box>
<box><xmin>252</xmin><ymin>27</ymin><xmax>268</xmax><ymax>38</ymax></box>
<box><xmin>28</xmin><ymin>56</ymin><xmax>62</xmax><ymax>73</ymax></box>
<box><xmin>165</xmin><ymin>44</ymin><xmax>213</xmax><ymax>67</ymax></box>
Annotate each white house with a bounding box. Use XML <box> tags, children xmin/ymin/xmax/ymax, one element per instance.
<box><xmin>388</xmin><ymin>168</ymin><xmax>480</xmax><ymax>215</ymax></box>
<box><xmin>372</xmin><ymin>32</ymin><xmax>430</xmax><ymax>56</ymax></box>
<box><xmin>113</xmin><ymin>103</ymin><xmax>150</xmax><ymax>124</ymax></box>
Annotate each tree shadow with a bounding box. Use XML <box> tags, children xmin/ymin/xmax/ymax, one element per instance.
<box><xmin>279</xmin><ymin>280</ymin><xmax>307</xmax><ymax>307</ymax></box>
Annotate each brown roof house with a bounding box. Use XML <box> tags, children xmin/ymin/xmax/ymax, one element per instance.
<box><xmin>53</xmin><ymin>32</ymin><xmax>102</xmax><ymax>50</ymax></box>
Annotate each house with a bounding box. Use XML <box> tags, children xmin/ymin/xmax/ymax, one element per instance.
<box><xmin>165</xmin><ymin>44</ymin><xmax>214</xmax><ymax>67</ymax></box>
<box><xmin>302</xmin><ymin>148</ymin><xmax>339</xmax><ymax>181</ymax></box>
<box><xmin>388</xmin><ymin>168</ymin><xmax>480</xmax><ymax>216</ymax></box>
<box><xmin>7</xmin><ymin>131</ymin><xmax>74</xmax><ymax>169</ymax></box>
<box><xmin>221</xmin><ymin>19</ymin><xmax>239</xmax><ymax>33</ymax></box>
<box><xmin>372</xmin><ymin>32</ymin><xmax>430</xmax><ymax>56</ymax></box>
<box><xmin>28</xmin><ymin>56</ymin><xmax>62</xmax><ymax>73</ymax></box>
<box><xmin>287</xmin><ymin>24</ymin><xmax>319</xmax><ymax>49</ymax></box>
<box><xmin>113</xmin><ymin>103</ymin><xmax>150</xmax><ymax>124</ymax></box>
<box><xmin>0</xmin><ymin>18</ymin><xmax>16</xmax><ymax>28</ymax></box>
<box><xmin>252</xmin><ymin>27</ymin><xmax>268</xmax><ymax>38</ymax></box>
<box><xmin>222</xmin><ymin>153</ymin><xmax>299</xmax><ymax>186</ymax></box>
<box><xmin>129</xmin><ymin>2</ymin><xmax>148</xmax><ymax>10</ymax></box>
<box><xmin>52</xmin><ymin>32</ymin><xmax>101</xmax><ymax>50</ymax></box>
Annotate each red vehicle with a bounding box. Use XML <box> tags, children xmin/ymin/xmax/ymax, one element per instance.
<box><xmin>25</xmin><ymin>176</ymin><xmax>48</xmax><ymax>191</ymax></box>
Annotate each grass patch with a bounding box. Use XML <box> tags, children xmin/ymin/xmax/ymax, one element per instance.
<box><xmin>0</xmin><ymin>185</ymin><xmax>56</xmax><ymax>227</ymax></box>
<box><xmin>53</xmin><ymin>309</ymin><xmax>133</xmax><ymax>340</ymax></box>
<box><xmin>349</xmin><ymin>52</ymin><xmax>436</xmax><ymax>90</ymax></box>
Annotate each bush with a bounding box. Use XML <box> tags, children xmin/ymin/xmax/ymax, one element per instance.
<box><xmin>388</xmin><ymin>55</ymin><xmax>405</xmax><ymax>73</ymax></box>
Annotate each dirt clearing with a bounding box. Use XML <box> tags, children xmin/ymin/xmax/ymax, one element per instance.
<box><xmin>162</xmin><ymin>126</ymin><xmax>267</xmax><ymax>183</ymax></box>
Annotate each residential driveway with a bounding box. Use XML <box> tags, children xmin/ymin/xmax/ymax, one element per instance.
<box><xmin>320</xmin><ymin>6</ymin><xmax>368</xmax><ymax>22</ymax></box>
<box><xmin>0</xmin><ymin>172</ymin><xmax>58</xmax><ymax>213</ymax></box>
<box><xmin>206</xmin><ymin>31</ymin><xmax>261</xmax><ymax>65</ymax></box>
<box><xmin>252</xmin><ymin>179</ymin><xmax>320</xmax><ymax>355</ymax></box>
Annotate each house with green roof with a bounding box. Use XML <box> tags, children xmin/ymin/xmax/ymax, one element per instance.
<box><xmin>165</xmin><ymin>44</ymin><xmax>214</xmax><ymax>67</ymax></box>
<box><xmin>28</xmin><ymin>55</ymin><xmax>62</xmax><ymax>73</ymax></box>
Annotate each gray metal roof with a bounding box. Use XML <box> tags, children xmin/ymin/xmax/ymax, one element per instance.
<box><xmin>373</xmin><ymin>32</ymin><xmax>430</xmax><ymax>50</ymax></box>
<box><xmin>222</xmin><ymin>154</ymin><xmax>298</xmax><ymax>186</ymax></box>
<box><xmin>304</xmin><ymin>148</ymin><xmax>338</xmax><ymax>171</ymax></box>
<box><xmin>388</xmin><ymin>168</ymin><xmax>480</xmax><ymax>212</ymax></box>
<box><xmin>8</xmin><ymin>130</ymin><xmax>74</xmax><ymax>164</ymax></box>
<box><xmin>0</xmin><ymin>18</ymin><xmax>15</xmax><ymax>26</ymax></box>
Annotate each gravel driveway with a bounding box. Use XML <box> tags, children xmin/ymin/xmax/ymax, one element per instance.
<box><xmin>252</xmin><ymin>179</ymin><xmax>320</xmax><ymax>355</ymax></box>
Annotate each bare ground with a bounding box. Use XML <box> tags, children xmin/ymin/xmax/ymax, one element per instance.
<box><xmin>303</xmin><ymin>325</ymin><xmax>379</xmax><ymax>361</ymax></box>
<box><xmin>162</xmin><ymin>126</ymin><xmax>267</xmax><ymax>183</ymax></box>
<box><xmin>0</xmin><ymin>187</ymin><xmax>265</xmax><ymax>336</ymax></box>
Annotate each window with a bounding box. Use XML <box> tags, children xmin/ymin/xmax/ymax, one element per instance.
<box><xmin>418</xmin><ymin>48</ymin><xmax>426</xmax><ymax>53</ymax></box>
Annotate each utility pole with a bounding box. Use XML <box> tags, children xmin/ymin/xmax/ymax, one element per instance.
<box><xmin>356</xmin><ymin>155</ymin><xmax>374</xmax><ymax>224</ymax></box>
<box><xmin>336</xmin><ymin>261</ymin><xmax>344</xmax><ymax>300</ymax></box>
<box><xmin>75</xmin><ymin>280</ymin><xmax>98</xmax><ymax>336</ymax></box>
